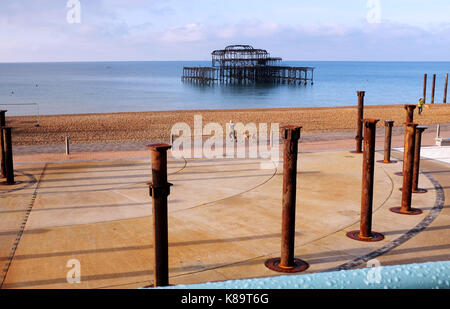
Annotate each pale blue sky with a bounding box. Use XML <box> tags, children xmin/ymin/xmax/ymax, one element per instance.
<box><xmin>1</xmin><ymin>0</ymin><xmax>450</xmax><ymax>62</ymax></box>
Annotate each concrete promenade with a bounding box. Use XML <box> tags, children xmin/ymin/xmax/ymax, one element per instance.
<box><xmin>0</xmin><ymin>132</ymin><xmax>449</xmax><ymax>289</ymax></box>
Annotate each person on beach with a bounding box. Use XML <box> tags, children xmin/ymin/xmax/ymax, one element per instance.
<box><xmin>418</xmin><ymin>97</ymin><xmax>425</xmax><ymax>115</ymax></box>
<box><xmin>229</xmin><ymin>120</ymin><xmax>236</xmax><ymax>142</ymax></box>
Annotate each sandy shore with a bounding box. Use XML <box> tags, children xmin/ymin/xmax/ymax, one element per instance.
<box><xmin>6</xmin><ymin>103</ymin><xmax>450</xmax><ymax>146</ymax></box>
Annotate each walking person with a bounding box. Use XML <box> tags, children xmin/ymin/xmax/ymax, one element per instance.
<box><xmin>229</xmin><ymin>120</ymin><xmax>236</xmax><ymax>142</ymax></box>
<box><xmin>418</xmin><ymin>97</ymin><xmax>425</xmax><ymax>115</ymax></box>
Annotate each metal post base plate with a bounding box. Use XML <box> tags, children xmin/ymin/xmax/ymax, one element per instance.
<box><xmin>413</xmin><ymin>188</ymin><xmax>428</xmax><ymax>194</ymax></box>
<box><xmin>0</xmin><ymin>180</ymin><xmax>22</xmax><ymax>186</ymax></box>
<box><xmin>399</xmin><ymin>188</ymin><xmax>428</xmax><ymax>194</ymax></box>
<box><xmin>142</xmin><ymin>283</ymin><xmax>172</xmax><ymax>288</ymax></box>
<box><xmin>265</xmin><ymin>258</ymin><xmax>309</xmax><ymax>273</ymax></box>
<box><xmin>346</xmin><ymin>230</ymin><xmax>385</xmax><ymax>242</ymax></box>
<box><xmin>390</xmin><ymin>207</ymin><xmax>423</xmax><ymax>215</ymax></box>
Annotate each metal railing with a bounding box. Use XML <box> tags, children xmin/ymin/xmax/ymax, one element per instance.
<box><xmin>0</xmin><ymin>103</ymin><xmax>40</xmax><ymax>127</ymax></box>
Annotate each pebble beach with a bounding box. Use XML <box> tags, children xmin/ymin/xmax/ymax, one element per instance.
<box><xmin>7</xmin><ymin>103</ymin><xmax>450</xmax><ymax>146</ymax></box>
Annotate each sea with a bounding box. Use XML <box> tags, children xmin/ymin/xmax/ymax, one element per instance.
<box><xmin>0</xmin><ymin>61</ymin><xmax>449</xmax><ymax>116</ymax></box>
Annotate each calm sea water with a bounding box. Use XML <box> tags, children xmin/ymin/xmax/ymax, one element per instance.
<box><xmin>0</xmin><ymin>61</ymin><xmax>449</xmax><ymax>116</ymax></box>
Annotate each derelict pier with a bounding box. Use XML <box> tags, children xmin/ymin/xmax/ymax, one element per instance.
<box><xmin>182</xmin><ymin>45</ymin><xmax>314</xmax><ymax>85</ymax></box>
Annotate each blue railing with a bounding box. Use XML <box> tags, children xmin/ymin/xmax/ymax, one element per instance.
<box><xmin>155</xmin><ymin>261</ymin><xmax>450</xmax><ymax>289</ymax></box>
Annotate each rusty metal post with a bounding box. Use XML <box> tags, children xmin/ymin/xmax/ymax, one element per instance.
<box><xmin>147</xmin><ymin>143</ymin><xmax>172</xmax><ymax>287</ymax></box>
<box><xmin>391</xmin><ymin>123</ymin><xmax>423</xmax><ymax>215</ymax></box>
<box><xmin>353</xmin><ymin>91</ymin><xmax>365</xmax><ymax>154</ymax></box>
<box><xmin>265</xmin><ymin>125</ymin><xmax>309</xmax><ymax>273</ymax></box>
<box><xmin>444</xmin><ymin>73</ymin><xmax>448</xmax><ymax>104</ymax></box>
<box><xmin>431</xmin><ymin>74</ymin><xmax>436</xmax><ymax>104</ymax></box>
<box><xmin>379</xmin><ymin>120</ymin><xmax>396</xmax><ymax>164</ymax></box>
<box><xmin>404</xmin><ymin>104</ymin><xmax>416</xmax><ymax>124</ymax></box>
<box><xmin>412</xmin><ymin>126</ymin><xmax>428</xmax><ymax>194</ymax></box>
<box><xmin>0</xmin><ymin>110</ymin><xmax>6</xmax><ymax>178</ymax></box>
<box><xmin>423</xmin><ymin>74</ymin><xmax>427</xmax><ymax>104</ymax></box>
<box><xmin>347</xmin><ymin>119</ymin><xmax>384</xmax><ymax>242</ymax></box>
<box><xmin>2</xmin><ymin>127</ymin><xmax>15</xmax><ymax>185</ymax></box>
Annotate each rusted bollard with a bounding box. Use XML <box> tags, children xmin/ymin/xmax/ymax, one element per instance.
<box><xmin>147</xmin><ymin>143</ymin><xmax>172</xmax><ymax>287</ymax></box>
<box><xmin>394</xmin><ymin>106</ymin><xmax>418</xmax><ymax>177</ymax></box>
<box><xmin>423</xmin><ymin>74</ymin><xmax>427</xmax><ymax>104</ymax></box>
<box><xmin>412</xmin><ymin>126</ymin><xmax>428</xmax><ymax>194</ymax></box>
<box><xmin>2</xmin><ymin>127</ymin><xmax>15</xmax><ymax>185</ymax></box>
<box><xmin>265</xmin><ymin>126</ymin><xmax>309</xmax><ymax>273</ymax></box>
<box><xmin>347</xmin><ymin>119</ymin><xmax>384</xmax><ymax>242</ymax></box>
<box><xmin>431</xmin><ymin>74</ymin><xmax>436</xmax><ymax>104</ymax></box>
<box><xmin>378</xmin><ymin>120</ymin><xmax>396</xmax><ymax>164</ymax></box>
<box><xmin>404</xmin><ymin>105</ymin><xmax>416</xmax><ymax>124</ymax></box>
<box><xmin>353</xmin><ymin>91</ymin><xmax>365</xmax><ymax>154</ymax></box>
<box><xmin>0</xmin><ymin>110</ymin><xmax>6</xmax><ymax>178</ymax></box>
<box><xmin>444</xmin><ymin>73</ymin><xmax>448</xmax><ymax>104</ymax></box>
<box><xmin>390</xmin><ymin>123</ymin><xmax>423</xmax><ymax>215</ymax></box>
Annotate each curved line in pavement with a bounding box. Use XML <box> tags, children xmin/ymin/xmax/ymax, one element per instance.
<box><xmin>328</xmin><ymin>168</ymin><xmax>445</xmax><ymax>272</ymax></box>
<box><xmin>168</xmin><ymin>158</ymin><xmax>443</xmax><ymax>281</ymax></box>
<box><xmin>171</xmin><ymin>158</ymin><xmax>278</xmax><ymax>213</ymax></box>
<box><xmin>0</xmin><ymin>171</ymin><xmax>37</xmax><ymax>195</ymax></box>
<box><xmin>169</xmin><ymin>157</ymin><xmax>188</xmax><ymax>175</ymax></box>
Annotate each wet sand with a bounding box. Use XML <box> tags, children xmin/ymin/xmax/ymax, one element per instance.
<box><xmin>6</xmin><ymin>103</ymin><xmax>450</xmax><ymax>146</ymax></box>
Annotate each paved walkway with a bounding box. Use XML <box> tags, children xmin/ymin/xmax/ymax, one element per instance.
<box><xmin>413</xmin><ymin>146</ymin><xmax>450</xmax><ymax>165</ymax></box>
<box><xmin>0</xmin><ymin>136</ymin><xmax>448</xmax><ymax>289</ymax></box>
<box><xmin>372</xmin><ymin>154</ymin><xmax>449</xmax><ymax>268</ymax></box>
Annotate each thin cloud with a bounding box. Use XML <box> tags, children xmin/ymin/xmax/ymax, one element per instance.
<box><xmin>1</xmin><ymin>1</ymin><xmax>450</xmax><ymax>61</ymax></box>
<box><xmin>160</xmin><ymin>24</ymin><xmax>206</xmax><ymax>43</ymax></box>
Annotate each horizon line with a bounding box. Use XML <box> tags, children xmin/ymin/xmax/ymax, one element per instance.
<box><xmin>2</xmin><ymin>60</ymin><xmax>450</xmax><ymax>64</ymax></box>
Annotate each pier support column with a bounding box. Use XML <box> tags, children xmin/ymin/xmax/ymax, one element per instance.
<box><xmin>378</xmin><ymin>120</ymin><xmax>396</xmax><ymax>164</ymax></box>
<box><xmin>404</xmin><ymin>105</ymin><xmax>416</xmax><ymax>124</ymax></box>
<box><xmin>2</xmin><ymin>127</ymin><xmax>15</xmax><ymax>185</ymax></box>
<box><xmin>423</xmin><ymin>74</ymin><xmax>427</xmax><ymax>104</ymax></box>
<box><xmin>444</xmin><ymin>73</ymin><xmax>448</xmax><ymax>104</ymax></box>
<box><xmin>412</xmin><ymin>126</ymin><xmax>428</xmax><ymax>194</ymax></box>
<box><xmin>265</xmin><ymin>126</ymin><xmax>309</xmax><ymax>273</ymax></box>
<box><xmin>431</xmin><ymin>74</ymin><xmax>436</xmax><ymax>104</ymax></box>
<box><xmin>147</xmin><ymin>143</ymin><xmax>172</xmax><ymax>287</ymax></box>
<box><xmin>390</xmin><ymin>123</ymin><xmax>423</xmax><ymax>215</ymax></box>
<box><xmin>0</xmin><ymin>110</ymin><xmax>6</xmax><ymax>178</ymax></box>
<box><xmin>353</xmin><ymin>91</ymin><xmax>365</xmax><ymax>154</ymax></box>
<box><xmin>347</xmin><ymin>119</ymin><xmax>384</xmax><ymax>242</ymax></box>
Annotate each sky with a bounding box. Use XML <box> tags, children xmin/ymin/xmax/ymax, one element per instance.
<box><xmin>1</xmin><ymin>0</ymin><xmax>450</xmax><ymax>62</ymax></box>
